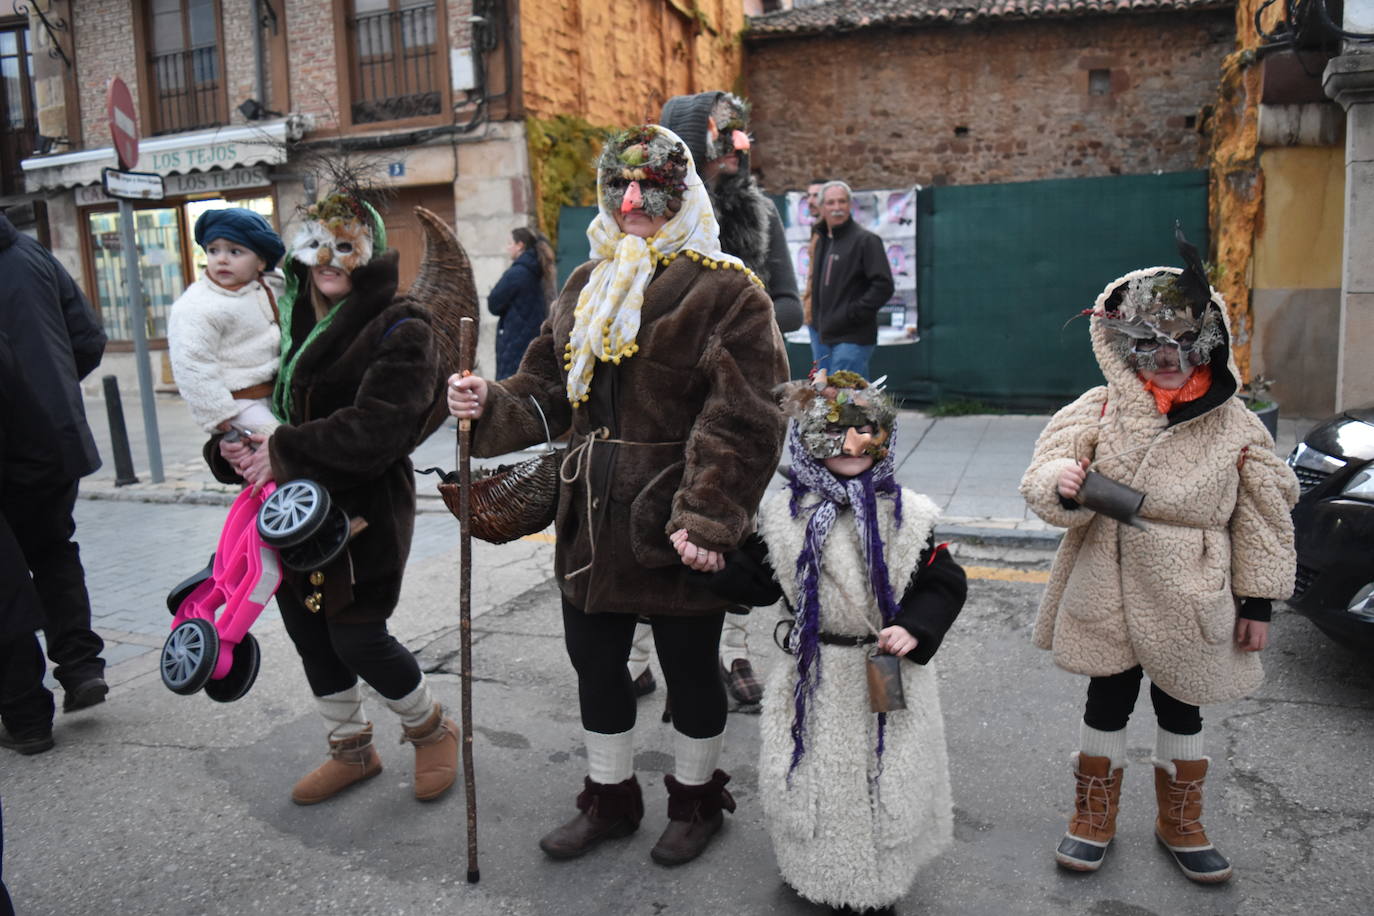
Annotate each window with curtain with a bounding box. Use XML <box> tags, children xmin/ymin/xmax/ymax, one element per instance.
<box><xmin>347</xmin><ymin>0</ymin><xmax>443</xmax><ymax>124</ymax></box>
<box><xmin>146</xmin><ymin>0</ymin><xmax>227</xmax><ymax>134</ymax></box>
<box><xmin>0</xmin><ymin>23</ymin><xmax>37</xmax><ymax>196</ymax></box>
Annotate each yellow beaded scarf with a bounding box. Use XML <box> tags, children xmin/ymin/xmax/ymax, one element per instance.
<box><xmin>563</xmin><ymin>125</ymin><xmax>762</xmax><ymax>407</ymax></box>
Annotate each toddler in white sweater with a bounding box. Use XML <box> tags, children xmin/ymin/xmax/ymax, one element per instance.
<box><xmin>168</xmin><ymin>208</ymin><xmax>286</xmax><ymax>434</ymax></box>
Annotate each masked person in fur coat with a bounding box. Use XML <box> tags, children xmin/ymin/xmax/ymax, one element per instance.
<box><xmin>448</xmin><ymin>125</ymin><xmax>788</xmax><ymax>866</ymax></box>
<box><xmin>650</xmin><ymin>91</ymin><xmax>802</xmax><ymax>707</ymax></box>
<box><xmin>208</xmin><ymin>187</ymin><xmax>460</xmax><ymax>807</ymax></box>
<box><xmin>706</xmin><ymin>370</ymin><xmax>966</xmax><ymax>916</ymax></box>
<box><xmin>1019</xmin><ymin>228</ymin><xmax>1298</xmax><ymax>883</ymax></box>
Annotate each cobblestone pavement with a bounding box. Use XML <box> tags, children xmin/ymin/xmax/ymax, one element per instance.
<box><xmin>60</xmin><ymin>498</ymin><xmax>461</xmax><ymax>689</ymax></box>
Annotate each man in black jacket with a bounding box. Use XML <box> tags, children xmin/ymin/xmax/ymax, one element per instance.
<box><xmin>808</xmin><ymin>181</ymin><xmax>895</xmax><ymax>379</ymax></box>
<box><xmin>0</xmin><ymin>210</ymin><xmax>109</xmax><ymax>723</ymax></box>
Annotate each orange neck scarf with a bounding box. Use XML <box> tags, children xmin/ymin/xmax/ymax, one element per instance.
<box><xmin>1141</xmin><ymin>364</ymin><xmax>1212</xmax><ymax>414</ymax></box>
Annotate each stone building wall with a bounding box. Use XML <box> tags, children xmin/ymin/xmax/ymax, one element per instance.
<box><xmin>744</xmin><ymin>11</ymin><xmax>1235</xmax><ymax>191</ymax></box>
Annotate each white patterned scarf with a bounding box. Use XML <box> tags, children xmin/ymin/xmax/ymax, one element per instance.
<box><xmin>565</xmin><ymin>125</ymin><xmax>757</xmax><ymax>406</ymax></box>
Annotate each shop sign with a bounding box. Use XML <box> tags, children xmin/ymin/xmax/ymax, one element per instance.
<box><xmin>77</xmin><ymin>166</ymin><xmax>272</xmax><ymax>207</ymax></box>
<box><xmin>148</xmin><ymin>141</ymin><xmax>257</xmax><ymax>174</ymax></box>
<box><xmin>102</xmin><ymin>168</ymin><xmax>165</xmax><ymax>201</ymax></box>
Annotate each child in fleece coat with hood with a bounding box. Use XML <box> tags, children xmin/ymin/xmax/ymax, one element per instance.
<box><xmin>1020</xmin><ymin>229</ymin><xmax>1298</xmax><ymax>885</ymax></box>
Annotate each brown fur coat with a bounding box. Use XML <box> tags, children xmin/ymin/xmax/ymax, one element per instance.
<box><xmin>1020</xmin><ymin>269</ymin><xmax>1298</xmax><ymax>706</ymax></box>
<box><xmin>206</xmin><ymin>252</ymin><xmax>441</xmax><ymax>623</ymax></box>
<box><xmin>472</xmin><ymin>257</ymin><xmax>789</xmax><ymax>616</ymax></box>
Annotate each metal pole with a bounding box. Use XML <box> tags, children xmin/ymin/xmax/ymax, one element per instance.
<box><xmin>116</xmin><ymin>198</ymin><xmax>164</xmax><ymax>482</ymax></box>
<box><xmin>101</xmin><ymin>375</ymin><xmax>139</xmax><ymax>486</ymax></box>
<box><xmin>456</xmin><ymin>316</ymin><xmax>479</xmax><ymax>883</ymax></box>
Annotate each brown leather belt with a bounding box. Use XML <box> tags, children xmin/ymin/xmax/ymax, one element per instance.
<box><xmin>230</xmin><ymin>382</ymin><xmax>274</xmax><ymax>400</ymax></box>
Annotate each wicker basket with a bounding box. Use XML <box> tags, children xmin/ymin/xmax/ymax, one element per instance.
<box><xmin>438</xmin><ymin>395</ymin><xmax>561</xmax><ymax>544</ymax></box>
<box><xmin>439</xmin><ymin>449</ymin><xmax>560</xmax><ymax>544</ymax></box>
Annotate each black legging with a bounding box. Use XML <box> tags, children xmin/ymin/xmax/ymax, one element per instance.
<box><xmin>278</xmin><ymin>587</ymin><xmax>422</xmax><ymax>700</ymax></box>
<box><xmin>562</xmin><ymin>598</ymin><xmax>726</xmax><ymax>739</ymax></box>
<box><xmin>1084</xmin><ymin>665</ymin><xmax>1202</xmax><ymax>735</ymax></box>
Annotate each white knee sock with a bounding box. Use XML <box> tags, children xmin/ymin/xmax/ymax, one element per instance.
<box><xmin>1078</xmin><ymin>721</ymin><xmax>1128</xmax><ymax>772</ymax></box>
<box><xmin>1154</xmin><ymin>726</ymin><xmax>1205</xmax><ymax>765</ymax></box>
<box><xmin>316</xmin><ymin>684</ymin><xmax>368</xmax><ymax>739</ymax></box>
<box><xmin>383</xmin><ymin>678</ymin><xmax>436</xmax><ymax>729</ymax></box>
<box><xmin>674</xmin><ymin>730</ymin><xmax>724</xmax><ymax>786</ymax></box>
<box><xmin>719</xmin><ymin>616</ymin><xmax>749</xmax><ymax>667</ymax></box>
<box><xmin>585</xmin><ymin>728</ymin><xmax>635</xmax><ymax>784</ymax></box>
<box><xmin>627</xmin><ymin>621</ymin><xmax>653</xmax><ymax>679</ymax></box>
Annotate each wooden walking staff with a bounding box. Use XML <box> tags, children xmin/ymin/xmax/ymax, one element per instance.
<box><xmin>456</xmin><ymin>316</ymin><xmax>480</xmax><ymax>883</ymax></box>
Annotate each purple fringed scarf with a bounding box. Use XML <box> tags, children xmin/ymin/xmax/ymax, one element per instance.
<box><xmin>783</xmin><ymin>421</ymin><xmax>903</xmax><ymax>782</ymax></box>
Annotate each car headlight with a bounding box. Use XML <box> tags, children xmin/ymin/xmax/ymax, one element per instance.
<box><xmin>1288</xmin><ymin>442</ymin><xmax>1346</xmax><ymax>474</ymax></box>
<box><xmin>1348</xmin><ymin>583</ymin><xmax>1374</xmax><ymax>622</ymax></box>
<box><xmin>1341</xmin><ymin>468</ymin><xmax>1374</xmax><ymax>502</ymax></box>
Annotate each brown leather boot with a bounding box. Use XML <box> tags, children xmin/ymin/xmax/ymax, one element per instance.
<box><xmin>650</xmin><ymin>769</ymin><xmax>737</xmax><ymax>866</ymax></box>
<box><xmin>539</xmin><ymin>776</ymin><xmax>644</xmax><ymax>859</ymax></box>
<box><xmin>291</xmin><ymin>724</ymin><xmax>382</xmax><ymax>805</ymax></box>
<box><xmin>401</xmin><ymin>703</ymin><xmax>460</xmax><ymax>801</ymax></box>
<box><xmin>1054</xmin><ymin>752</ymin><xmax>1123</xmax><ymax>872</ymax></box>
<box><xmin>1154</xmin><ymin>757</ymin><xmax>1232</xmax><ymax>883</ymax></box>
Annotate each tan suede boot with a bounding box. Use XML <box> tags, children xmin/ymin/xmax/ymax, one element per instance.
<box><xmin>401</xmin><ymin>703</ymin><xmax>459</xmax><ymax>801</ymax></box>
<box><xmin>1154</xmin><ymin>757</ymin><xmax>1232</xmax><ymax>883</ymax></box>
<box><xmin>1054</xmin><ymin>752</ymin><xmax>1123</xmax><ymax>872</ymax></box>
<box><xmin>291</xmin><ymin>724</ymin><xmax>382</xmax><ymax>805</ymax></box>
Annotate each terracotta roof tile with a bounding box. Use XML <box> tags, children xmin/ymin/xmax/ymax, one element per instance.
<box><xmin>747</xmin><ymin>0</ymin><xmax>1234</xmax><ymax>38</ymax></box>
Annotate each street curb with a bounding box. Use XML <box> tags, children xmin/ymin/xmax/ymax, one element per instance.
<box><xmin>935</xmin><ymin>523</ymin><xmax>1062</xmax><ymax>551</ymax></box>
<box><xmin>81</xmin><ymin>487</ymin><xmax>1064</xmax><ymax>549</ymax></box>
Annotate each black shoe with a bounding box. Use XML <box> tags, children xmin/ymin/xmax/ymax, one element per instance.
<box><xmin>0</xmin><ymin>724</ymin><xmax>54</xmax><ymax>755</ymax></box>
<box><xmin>63</xmin><ymin>677</ymin><xmax>108</xmax><ymax>713</ymax></box>
<box><xmin>632</xmin><ymin>668</ymin><xmax>656</xmax><ymax>698</ymax></box>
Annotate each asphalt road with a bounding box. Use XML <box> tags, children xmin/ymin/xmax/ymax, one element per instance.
<box><xmin>2</xmin><ymin>506</ymin><xmax>1371</xmax><ymax>916</ymax></box>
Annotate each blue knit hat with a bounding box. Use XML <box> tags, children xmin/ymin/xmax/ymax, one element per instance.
<box><xmin>194</xmin><ymin>208</ymin><xmax>286</xmax><ymax>269</ymax></box>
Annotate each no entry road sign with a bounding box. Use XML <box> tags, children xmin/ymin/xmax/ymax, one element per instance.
<box><xmin>107</xmin><ymin>77</ymin><xmax>139</xmax><ymax>170</ymax></box>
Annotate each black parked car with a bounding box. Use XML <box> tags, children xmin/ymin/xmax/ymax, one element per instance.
<box><xmin>1286</xmin><ymin>404</ymin><xmax>1374</xmax><ymax>650</ymax></box>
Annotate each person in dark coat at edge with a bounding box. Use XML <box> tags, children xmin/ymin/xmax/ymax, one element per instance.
<box><xmin>655</xmin><ymin>90</ymin><xmax>803</xmax><ymax>707</ymax></box>
<box><xmin>0</xmin><ymin>330</ymin><xmax>63</xmax><ymax>756</ymax></box>
<box><xmin>0</xmin><ymin>209</ymin><xmax>109</xmax><ymax>724</ymax></box>
<box><xmin>208</xmin><ymin>187</ymin><xmax>461</xmax><ymax>807</ymax></box>
<box><xmin>489</xmin><ymin>227</ymin><xmax>555</xmax><ymax>379</ymax></box>
<box><xmin>809</xmin><ymin>180</ymin><xmax>895</xmax><ymax>379</ymax></box>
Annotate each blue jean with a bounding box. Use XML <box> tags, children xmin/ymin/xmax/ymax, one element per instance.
<box><xmin>807</xmin><ymin>326</ymin><xmax>876</xmax><ymax>378</ymax></box>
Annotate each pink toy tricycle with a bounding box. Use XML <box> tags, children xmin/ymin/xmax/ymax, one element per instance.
<box><xmin>162</xmin><ymin>477</ymin><xmax>350</xmax><ymax>701</ymax></box>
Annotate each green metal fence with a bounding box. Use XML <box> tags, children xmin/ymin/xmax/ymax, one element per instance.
<box><xmin>553</xmin><ymin>170</ymin><xmax>1208</xmax><ymax>411</ymax></box>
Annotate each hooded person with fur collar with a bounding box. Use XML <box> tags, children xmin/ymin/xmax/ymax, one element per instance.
<box><xmin>1019</xmin><ymin>229</ymin><xmax>1298</xmax><ymax>884</ymax></box>
<box><xmin>658</xmin><ymin>91</ymin><xmax>802</xmax><ymax>707</ymax></box>
<box><xmin>448</xmin><ymin>125</ymin><xmax>789</xmax><ymax>868</ymax></box>
<box><xmin>660</xmin><ymin>91</ymin><xmax>801</xmax><ymax>333</ymax></box>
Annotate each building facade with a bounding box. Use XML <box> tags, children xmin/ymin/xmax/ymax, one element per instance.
<box><xmin>12</xmin><ymin>0</ymin><xmax>741</xmax><ymax>381</ymax></box>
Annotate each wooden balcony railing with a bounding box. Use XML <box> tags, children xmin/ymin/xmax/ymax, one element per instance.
<box><xmin>348</xmin><ymin>4</ymin><xmax>442</xmax><ymax>124</ymax></box>
<box><xmin>149</xmin><ymin>45</ymin><xmax>227</xmax><ymax>135</ymax></box>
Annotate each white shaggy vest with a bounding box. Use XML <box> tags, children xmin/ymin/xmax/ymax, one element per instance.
<box><xmin>755</xmin><ymin>487</ymin><xmax>952</xmax><ymax>911</ymax></box>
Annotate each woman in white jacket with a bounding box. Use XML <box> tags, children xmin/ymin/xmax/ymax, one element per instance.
<box><xmin>1020</xmin><ymin>229</ymin><xmax>1298</xmax><ymax>884</ymax></box>
<box><xmin>168</xmin><ymin>208</ymin><xmax>285</xmax><ymax>434</ymax></box>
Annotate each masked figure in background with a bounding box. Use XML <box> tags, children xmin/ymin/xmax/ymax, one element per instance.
<box><xmin>651</xmin><ymin>91</ymin><xmax>802</xmax><ymax>707</ymax></box>
<box><xmin>1019</xmin><ymin>228</ymin><xmax>1298</xmax><ymax>883</ymax></box>
<box><xmin>448</xmin><ymin>125</ymin><xmax>788</xmax><ymax>866</ymax></box>
<box><xmin>209</xmin><ymin>187</ymin><xmax>463</xmax><ymax>807</ymax></box>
